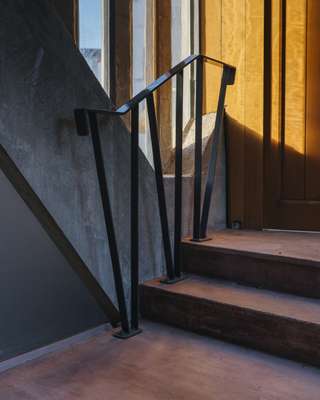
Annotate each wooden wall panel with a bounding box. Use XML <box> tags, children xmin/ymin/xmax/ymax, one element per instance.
<box><xmin>243</xmin><ymin>0</ymin><xmax>264</xmax><ymax>227</ymax></box>
<box><xmin>201</xmin><ymin>0</ymin><xmax>264</xmax><ymax>229</ymax></box>
<box><xmin>265</xmin><ymin>0</ymin><xmax>320</xmax><ymax>229</ymax></box>
<box><xmin>201</xmin><ymin>0</ymin><xmax>222</xmax><ymax>112</ymax></box>
<box><xmin>305</xmin><ymin>0</ymin><xmax>320</xmax><ymax>199</ymax></box>
<box><xmin>264</xmin><ymin>0</ymin><xmax>281</xmax><ymax>228</ymax></box>
<box><xmin>282</xmin><ymin>0</ymin><xmax>307</xmax><ymax>199</ymax></box>
<box><xmin>108</xmin><ymin>0</ymin><xmax>132</xmax><ymax>128</ymax></box>
<box><xmin>222</xmin><ymin>0</ymin><xmax>246</xmax><ymax>227</ymax></box>
<box><xmin>156</xmin><ymin>0</ymin><xmax>172</xmax><ymax>165</ymax></box>
<box><xmin>271</xmin><ymin>0</ymin><xmax>281</xmax><ymax>146</ymax></box>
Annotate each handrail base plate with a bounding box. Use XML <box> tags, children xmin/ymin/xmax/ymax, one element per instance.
<box><xmin>190</xmin><ymin>237</ymin><xmax>212</xmax><ymax>243</ymax></box>
<box><xmin>113</xmin><ymin>328</ymin><xmax>143</xmax><ymax>339</ymax></box>
<box><xmin>160</xmin><ymin>275</ymin><xmax>188</xmax><ymax>285</ymax></box>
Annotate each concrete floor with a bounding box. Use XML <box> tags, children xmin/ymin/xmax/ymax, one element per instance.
<box><xmin>0</xmin><ymin>321</ymin><xmax>319</xmax><ymax>400</ymax></box>
<box><xmin>191</xmin><ymin>229</ymin><xmax>320</xmax><ymax>263</ymax></box>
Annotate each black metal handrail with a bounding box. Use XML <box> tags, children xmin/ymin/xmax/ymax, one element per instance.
<box><xmin>74</xmin><ymin>54</ymin><xmax>235</xmax><ymax>338</ymax></box>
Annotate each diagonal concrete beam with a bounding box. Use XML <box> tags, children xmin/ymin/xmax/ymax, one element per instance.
<box><xmin>0</xmin><ymin>144</ymin><xmax>120</xmax><ymax>326</ymax></box>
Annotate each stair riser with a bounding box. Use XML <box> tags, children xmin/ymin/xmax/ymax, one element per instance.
<box><xmin>182</xmin><ymin>244</ymin><xmax>320</xmax><ymax>299</ymax></box>
<box><xmin>141</xmin><ymin>285</ymin><xmax>320</xmax><ymax>367</ymax></box>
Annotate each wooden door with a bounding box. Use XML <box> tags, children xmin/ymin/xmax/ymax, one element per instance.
<box><xmin>264</xmin><ymin>0</ymin><xmax>320</xmax><ymax>230</ymax></box>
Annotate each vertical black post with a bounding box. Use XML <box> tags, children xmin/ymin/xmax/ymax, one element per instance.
<box><xmin>174</xmin><ymin>71</ymin><xmax>184</xmax><ymax>277</ymax></box>
<box><xmin>199</xmin><ymin>66</ymin><xmax>230</xmax><ymax>238</ymax></box>
<box><xmin>193</xmin><ymin>58</ymin><xmax>203</xmax><ymax>240</ymax></box>
<box><xmin>88</xmin><ymin>111</ymin><xmax>130</xmax><ymax>335</ymax></box>
<box><xmin>146</xmin><ymin>94</ymin><xmax>175</xmax><ymax>281</ymax></box>
<box><xmin>130</xmin><ymin>106</ymin><xmax>140</xmax><ymax>331</ymax></box>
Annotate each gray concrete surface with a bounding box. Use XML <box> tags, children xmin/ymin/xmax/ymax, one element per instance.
<box><xmin>0</xmin><ymin>0</ymin><xmax>226</xmax><ymax>362</ymax></box>
<box><xmin>164</xmin><ymin>113</ymin><xmax>227</xmax><ymax>232</ymax></box>
<box><xmin>0</xmin><ymin>0</ymin><xmax>163</xmax><ymax>310</ymax></box>
<box><xmin>0</xmin><ymin>170</ymin><xmax>106</xmax><ymax>361</ymax></box>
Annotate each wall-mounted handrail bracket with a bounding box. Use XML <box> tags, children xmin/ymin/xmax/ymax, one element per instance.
<box><xmin>74</xmin><ymin>109</ymin><xmax>91</xmax><ymax>136</ymax></box>
<box><xmin>75</xmin><ymin>54</ymin><xmax>236</xmax><ymax>337</ymax></box>
<box><xmin>224</xmin><ymin>66</ymin><xmax>236</xmax><ymax>85</ymax></box>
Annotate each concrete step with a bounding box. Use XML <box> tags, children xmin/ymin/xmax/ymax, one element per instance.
<box><xmin>181</xmin><ymin>238</ymin><xmax>320</xmax><ymax>299</ymax></box>
<box><xmin>140</xmin><ymin>275</ymin><xmax>320</xmax><ymax>367</ymax></box>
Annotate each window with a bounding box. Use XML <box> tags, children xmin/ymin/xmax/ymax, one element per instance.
<box><xmin>79</xmin><ymin>0</ymin><xmax>104</xmax><ymax>85</ymax></box>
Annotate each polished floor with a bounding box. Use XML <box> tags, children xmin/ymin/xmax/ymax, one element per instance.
<box><xmin>0</xmin><ymin>321</ymin><xmax>319</xmax><ymax>400</ymax></box>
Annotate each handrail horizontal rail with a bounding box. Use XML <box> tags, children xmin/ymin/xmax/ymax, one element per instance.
<box><xmin>86</xmin><ymin>54</ymin><xmax>235</xmax><ymax>116</ymax></box>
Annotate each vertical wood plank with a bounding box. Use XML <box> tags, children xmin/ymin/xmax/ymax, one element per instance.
<box><xmin>156</xmin><ymin>0</ymin><xmax>172</xmax><ymax>165</ymax></box>
<box><xmin>282</xmin><ymin>0</ymin><xmax>307</xmax><ymax>199</ymax></box>
<box><xmin>244</xmin><ymin>0</ymin><xmax>264</xmax><ymax>228</ymax></box>
<box><xmin>109</xmin><ymin>0</ymin><xmax>132</xmax><ymax>128</ymax></box>
<box><xmin>222</xmin><ymin>0</ymin><xmax>246</xmax><ymax>227</ymax></box>
<box><xmin>201</xmin><ymin>0</ymin><xmax>222</xmax><ymax>113</ymax></box>
<box><xmin>146</xmin><ymin>0</ymin><xmax>156</xmax><ymax>85</ymax></box>
<box><xmin>270</xmin><ymin>0</ymin><xmax>281</xmax><ymax>146</ymax></box>
<box><xmin>264</xmin><ymin>0</ymin><xmax>281</xmax><ymax>229</ymax></box>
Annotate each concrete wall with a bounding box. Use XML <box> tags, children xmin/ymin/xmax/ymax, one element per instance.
<box><xmin>0</xmin><ymin>0</ymin><xmax>163</xmax><ymax>315</ymax></box>
<box><xmin>0</xmin><ymin>0</ymin><xmax>226</xmax><ymax>361</ymax></box>
<box><xmin>0</xmin><ymin>170</ymin><xmax>106</xmax><ymax>361</ymax></box>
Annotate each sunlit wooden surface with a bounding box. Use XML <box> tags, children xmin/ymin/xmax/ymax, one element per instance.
<box><xmin>201</xmin><ymin>0</ymin><xmax>264</xmax><ymax>228</ymax></box>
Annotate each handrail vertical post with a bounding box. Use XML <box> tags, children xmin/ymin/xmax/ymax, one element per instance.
<box><xmin>88</xmin><ymin>111</ymin><xmax>130</xmax><ymax>335</ymax></box>
<box><xmin>174</xmin><ymin>70</ymin><xmax>184</xmax><ymax>277</ymax></box>
<box><xmin>130</xmin><ymin>105</ymin><xmax>140</xmax><ymax>332</ymax></box>
<box><xmin>193</xmin><ymin>58</ymin><xmax>203</xmax><ymax>240</ymax></box>
<box><xmin>146</xmin><ymin>94</ymin><xmax>175</xmax><ymax>281</ymax></box>
<box><xmin>199</xmin><ymin>66</ymin><xmax>234</xmax><ymax>238</ymax></box>
<box><xmin>75</xmin><ymin>55</ymin><xmax>236</xmax><ymax>338</ymax></box>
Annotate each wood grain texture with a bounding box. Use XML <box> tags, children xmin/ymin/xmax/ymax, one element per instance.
<box><xmin>201</xmin><ymin>0</ymin><xmax>264</xmax><ymax>228</ymax></box>
<box><xmin>243</xmin><ymin>0</ymin><xmax>264</xmax><ymax>227</ymax></box>
<box><xmin>305</xmin><ymin>0</ymin><xmax>320</xmax><ymax>199</ymax></box>
<box><xmin>156</xmin><ymin>0</ymin><xmax>172</xmax><ymax>166</ymax></box>
<box><xmin>222</xmin><ymin>0</ymin><xmax>247</xmax><ymax>227</ymax></box>
<box><xmin>181</xmin><ymin>232</ymin><xmax>320</xmax><ymax>298</ymax></box>
<box><xmin>110</xmin><ymin>0</ymin><xmax>132</xmax><ymax>129</ymax></box>
<box><xmin>183</xmin><ymin>229</ymin><xmax>320</xmax><ymax>263</ymax></box>
<box><xmin>201</xmin><ymin>0</ymin><xmax>222</xmax><ymax>112</ymax></box>
<box><xmin>141</xmin><ymin>276</ymin><xmax>320</xmax><ymax>367</ymax></box>
<box><xmin>282</xmin><ymin>0</ymin><xmax>306</xmax><ymax>199</ymax></box>
<box><xmin>265</xmin><ymin>0</ymin><xmax>320</xmax><ymax>230</ymax></box>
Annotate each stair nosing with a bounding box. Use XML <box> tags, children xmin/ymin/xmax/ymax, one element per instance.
<box><xmin>181</xmin><ymin>239</ymin><xmax>320</xmax><ymax>269</ymax></box>
<box><xmin>142</xmin><ymin>275</ymin><xmax>320</xmax><ymax>326</ymax></box>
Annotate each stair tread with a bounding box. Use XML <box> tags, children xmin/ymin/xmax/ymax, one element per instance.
<box><xmin>143</xmin><ymin>275</ymin><xmax>320</xmax><ymax>325</ymax></box>
<box><xmin>182</xmin><ymin>230</ymin><xmax>320</xmax><ymax>268</ymax></box>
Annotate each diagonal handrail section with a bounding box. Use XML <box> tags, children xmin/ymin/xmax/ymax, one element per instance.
<box><xmin>74</xmin><ymin>54</ymin><xmax>236</xmax><ymax>338</ymax></box>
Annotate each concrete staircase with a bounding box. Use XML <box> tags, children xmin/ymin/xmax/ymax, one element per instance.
<box><xmin>140</xmin><ymin>231</ymin><xmax>320</xmax><ymax>367</ymax></box>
